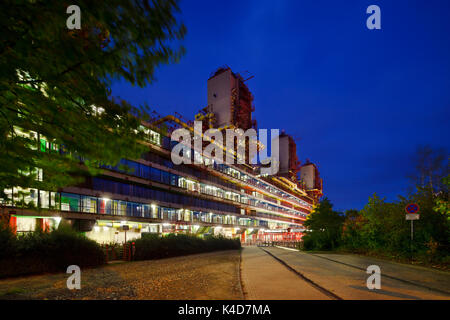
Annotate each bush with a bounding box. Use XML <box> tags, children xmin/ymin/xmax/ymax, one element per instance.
<box><xmin>132</xmin><ymin>233</ymin><xmax>241</xmax><ymax>261</ymax></box>
<box><xmin>302</xmin><ymin>231</ymin><xmax>337</xmax><ymax>251</ymax></box>
<box><xmin>301</xmin><ymin>198</ymin><xmax>344</xmax><ymax>251</ymax></box>
<box><xmin>340</xmin><ymin>191</ymin><xmax>450</xmax><ymax>265</ymax></box>
<box><xmin>0</xmin><ymin>223</ymin><xmax>17</xmax><ymax>260</ymax></box>
<box><xmin>0</xmin><ymin>223</ymin><xmax>105</xmax><ymax>278</ymax></box>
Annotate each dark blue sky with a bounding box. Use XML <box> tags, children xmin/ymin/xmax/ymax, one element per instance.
<box><xmin>112</xmin><ymin>0</ymin><xmax>450</xmax><ymax>210</ymax></box>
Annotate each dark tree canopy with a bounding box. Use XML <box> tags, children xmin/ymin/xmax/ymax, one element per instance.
<box><xmin>0</xmin><ymin>0</ymin><xmax>186</xmax><ymax>200</ymax></box>
<box><xmin>302</xmin><ymin>198</ymin><xmax>345</xmax><ymax>250</ymax></box>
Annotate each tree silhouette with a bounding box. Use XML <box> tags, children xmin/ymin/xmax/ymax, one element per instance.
<box><xmin>0</xmin><ymin>0</ymin><xmax>186</xmax><ymax>202</ymax></box>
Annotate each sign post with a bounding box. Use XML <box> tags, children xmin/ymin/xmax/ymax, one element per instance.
<box><xmin>405</xmin><ymin>203</ymin><xmax>420</xmax><ymax>257</ymax></box>
<box><xmin>411</xmin><ymin>219</ymin><xmax>413</xmax><ymax>241</ymax></box>
<box><xmin>122</xmin><ymin>225</ymin><xmax>129</xmax><ymax>243</ymax></box>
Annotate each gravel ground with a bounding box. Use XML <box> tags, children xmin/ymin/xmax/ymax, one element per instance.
<box><xmin>0</xmin><ymin>250</ymin><xmax>243</xmax><ymax>300</ymax></box>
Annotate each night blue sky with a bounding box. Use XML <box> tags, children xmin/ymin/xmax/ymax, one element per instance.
<box><xmin>112</xmin><ymin>0</ymin><xmax>450</xmax><ymax>211</ymax></box>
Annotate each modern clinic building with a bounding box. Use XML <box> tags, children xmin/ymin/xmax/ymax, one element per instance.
<box><xmin>1</xmin><ymin>67</ymin><xmax>323</xmax><ymax>244</ymax></box>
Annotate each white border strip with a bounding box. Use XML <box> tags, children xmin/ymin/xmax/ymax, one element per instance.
<box><xmin>275</xmin><ymin>245</ymin><xmax>298</xmax><ymax>252</ymax></box>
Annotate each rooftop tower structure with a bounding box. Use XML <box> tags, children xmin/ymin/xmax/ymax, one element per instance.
<box><xmin>206</xmin><ymin>67</ymin><xmax>256</xmax><ymax>131</ymax></box>
<box><xmin>276</xmin><ymin>131</ymin><xmax>301</xmax><ymax>181</ymax></box>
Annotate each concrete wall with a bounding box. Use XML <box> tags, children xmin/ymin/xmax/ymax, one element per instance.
<box><xmin>300</xmin><ymin>164</ymin><xmax>315</xmax><ymax>189</ymax></box>
<box><xmin>207</xmin><ymin>69</ymin><xmax>233</xmax><ymax>128</ymax></box>
<box><xmin>277</xmin><ymin>135</ymin><xmax>290</xmax><ymax>175</ymax></box>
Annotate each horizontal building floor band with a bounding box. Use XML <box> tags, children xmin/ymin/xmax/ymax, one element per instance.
<box><xmin>3</xmin><ymin>190</ymin><xmax>301</xmax><ymax>229</ymax></box>
<box><xmin>105</xmin><ymin>157</ymin><xmax>312</xmax><ymax>215</ymax></box>
<box><xmin>3</xmin><ymin>184</ymin><xmax>305</xmax><ymax>227</ymax></box>
<box><xmin>93</xmin><ymin>172</ymin><xmax>308</xmax><ymax>222</ymax></box>
<box><xmin>145</xmin><ymin>142</ymin><xmax>314</xmax><ymax>208</ymax></box>
<box><xmin>8</xmin><ymin>214</ymin><xmax>302</xmax><ymax>244</ymax></box>
<box><xmin>4</xmin><ymin>207</ymin><xmax>264</xmax><ymax>229</ymax></box>
<box><xmin>101</xmin><ymin>164</ymin><xmax>310</xmax><ymax>219</ymax></box>
<box><xmin>59</xmin><ymin>189</ymin><xmax>305</xmax><ymax>226</ymax></box>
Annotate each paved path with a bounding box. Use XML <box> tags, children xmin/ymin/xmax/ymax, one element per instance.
<box><xmin>308</xmin><ymin>250</ymin><xmax>450</xmax><ymax>294</ymax></box>
<box><xmin>240</xmin><ymin>246</ymin><xmax>330</xmax><ymax>300</ymax></box>
<box><xmin>0</xmin><ymin>250</ymin><xmax>242</xmax><ymax>300</ymax></box>
<box><xmin>2</xmin><ymin>247</ymin><xmax>448</xmax><ymax>300</ymax></box>
<box><xmin>263</xmin><ymin>246</ymin><xmax>450</xmax><ymax>300</ymax></box>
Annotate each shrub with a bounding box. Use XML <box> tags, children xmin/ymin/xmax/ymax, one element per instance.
<box><xmin>340</xmin><ymin>191</ymin><xmax>450</xmax><ymax>264</ymax></box>
<box><xmin>0</xmin><ymin>223</ymin><xmax>105</xmax><ymax>278</ymax></box>
<box><xmin>0</xmin><ymin>222</ymin><xmax>17</xmax><ymax>260</ymax></box>
<box><xmin>132</xmin><ymin>233</ymin><xmax>240</xmax><ymax>261</ymax></box>
<box><xmin>302</xmin><ymin>198</ymin><xmax>344</xmax><ymax>251</ymax></box>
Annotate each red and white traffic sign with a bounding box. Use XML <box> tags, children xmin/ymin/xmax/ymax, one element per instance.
<box><xmin>405</xmin><ymin>203</ymin><xmax>419</xmax><ymax>220</ymax></box>
<box><xmin>405</xmin><ymin>203</ymin><xmax>420</xmax><ymax>214</ymax></box>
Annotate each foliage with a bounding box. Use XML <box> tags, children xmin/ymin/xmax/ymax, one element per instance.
<box><xmin>341</xmin><ymin>190</ymin><xmax>450</xmax><ymax>263</ymax></box>
<box><xmin>340</xmin><ymin>151</ymin><xmax>449</xmax><ymax>263</ymax></box>
<box><xmin>0</xmin><ymin>0</ymin><xmax>186</xmax><ymax>200</ymax></box>
<box><xmin>0</xmin><ymin>223</ymin><xmax>105</xmax><ymax>278</ymax></box>
<box><xmin>302</xmin><ymin>198</ymin><xmax>345</xmax><ymax>250</ymax></box>
<box><xmin>434</xmin><ymin>175</ymin><xmax>450</xmax><ymax>221</ymax></box>
<box><xmin>132</xmin><ymin>233</ymin><xmax>241</xmax><ymax>260</ymax></box>
<box><xmin>302</xmin><ymin>147</ymin><xmax>449</xmax><ymax>266</ymax></box>
<box><xmin>0</xmin><ymin>222</ymin><xmax>17</xmax><ymax>260</ymax></box>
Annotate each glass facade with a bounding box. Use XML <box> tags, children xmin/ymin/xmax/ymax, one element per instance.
<box><xmin>2</xmin><ymin>124</ymin><xmax>313</xmax><ymax>243</ymax></box>
<box><xmin>57</xmin><ymin>192</ymin><xmax>262</xmax><ymax>227</ymax></box>
<box><xmin>102</xmin><ymin>159</ymin><xmax>308</xmax><ymax>219</ymax></box>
